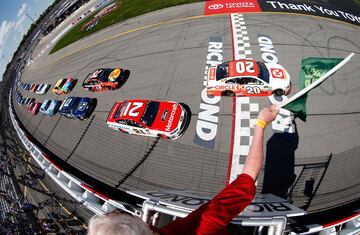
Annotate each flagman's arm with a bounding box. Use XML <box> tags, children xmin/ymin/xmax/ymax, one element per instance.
<box><xmin>243</xmin><ymin>105</ymin><xmax>279</xmax><ymax>181</ymax></box>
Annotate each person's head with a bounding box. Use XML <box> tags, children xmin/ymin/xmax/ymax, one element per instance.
<box><xmin>87</xmin><ymin>210</ymin><xmax>156</xmax><ymax>235</ymax></box>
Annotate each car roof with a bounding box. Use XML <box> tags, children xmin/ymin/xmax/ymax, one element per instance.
<box><xmin>227</xmin><ymin>60</ymin><xmax>259</xmax><ymax>78</ymax></box>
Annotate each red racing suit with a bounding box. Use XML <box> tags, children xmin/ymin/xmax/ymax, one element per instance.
<box><xmin>153</xmin><ymin>173</ymin><xmax>256</xmax><ymax>235</ymax></box>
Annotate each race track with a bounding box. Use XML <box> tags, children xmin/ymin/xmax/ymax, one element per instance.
<box><xmin>13</xmin><ymin>3</ymin><xmax>360</xmax><ymax>212</ymax></box>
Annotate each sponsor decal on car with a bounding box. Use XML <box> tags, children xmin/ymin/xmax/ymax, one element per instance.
<box><xmin>165</xmin><ymin>103</ymin><xmax>178</xmax><ymax>132</ymax></box>
<box><xmin>208</xmin><ymin>67</ymin><xmax>216</xmax><ymax>80</ymax></box>
<box><xmin>270</xmin><ymin>68</ymin><xmax>286</xmax><ymax>79</ymax></box>
<box><xmin>109</xmin><ymin>68</ymin><xmax>120</xmax><ymax>81</ymax></box>
<box><xmin>204</xmin><ymin>0</ymin><xmax>262</xmax><ymax>15</ymax></box>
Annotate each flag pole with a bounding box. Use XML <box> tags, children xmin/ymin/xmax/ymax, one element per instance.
<box><xmin>278</xmin><ymin>53</ymin><xmax>355</xmax><ymax>108</ymax></box>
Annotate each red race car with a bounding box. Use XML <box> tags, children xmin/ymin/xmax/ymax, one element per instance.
<box><xmin>82</xmin><ymin>68</ymin><xmax>129</xmax><ymax>92</ymax></box>
<box><xmin>28</xmin><ymin>102</ymin><xmax>41</xmax><ymax>115</ymax></box>
<box><xmin>107</xmin><ymin>100</ymin><xmax>189</xmax><ymax>139</ymax></box>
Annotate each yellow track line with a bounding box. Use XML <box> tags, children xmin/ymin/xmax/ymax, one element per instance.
<box><xmin>39</xmin><ymin>15</ymin><xmax>210</xmax><ymax>68</ymax></box>
<box><xmin>37</xmin><ymin>11</ymin><xmax>357</xmax><ymax>69</ymax></box>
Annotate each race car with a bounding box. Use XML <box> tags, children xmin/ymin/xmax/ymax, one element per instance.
<box><xmin>52</xmin><ymin>78</ymin><xmax>77</xmax><ymax>95</ymax></box>
<box><xmin>82</xmin><ymin>68</ymin><xmax>129</xmax><ymax>91</ymax></box>
<box><xmin>19</xmin><ymin>97</ymin><xmax>26</xmax><ymax>105</ymax></box>
<box><xmin>25</xmin><ymin>98</ymin><xmax>35</xmax><ymax>106</ymax></box>
<box><xmin>30</xmin><ymin>84</ymin><xmax>38</xmax><ymax>93</ymax></box>
<box><xmin>106</xmin><ymin>99</ymin><xmax>189</xmax><ymax>139</ymax></box>
<box><xmin>206</xmin><ymin>59</ymin><xmax>291</xmax><ymax>97</ymax></box>
<box><xmin>58</xmin><ymin>97</ymin><xmax>97</xmax><ymax>120</ymax></box>
<box><xmin>40</xmin><ymin>99</ymin><xmax>62</xmax><ymax>116</ymax></box>
<box><xmin>28</xmin><ymin>102</ymin><xmax>41</xmax><ymax>115</ymax></box>
<box><xmin>36</xmin><ymin>84</ymin><xmax>51</xmax><ymax>95</ymax></box>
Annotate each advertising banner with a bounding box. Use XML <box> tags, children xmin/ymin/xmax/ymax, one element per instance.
<box><xmin>204</xmin><ymin>0</ymin><xmax>262</xmax><ymax>15</ymax></box>
<box><xmin>204</xmin><ymin>0</ymin><xmax>360</xmax><ymax>26</ymax></box>
<box><xmin>258</xmin><ymin>1</ymin><xmax>360</xmax><ymax>26</ymax></box>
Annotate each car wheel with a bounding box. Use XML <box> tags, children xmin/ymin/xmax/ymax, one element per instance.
<box><xmin>223</xmin><ymin>90</ymin><xmax>235</xmax><ymax>97</ymax></box>
<box><xmin>120</xmin><ymin>129</ymin><xmax>128</xmax><ymax>134</ymax></box>
<box><xmin>158</xmin><ymin>134</ymin><xmax>170</xmax><ymax>139</ymax></box>
<box><xmin>273</xmin><ymin>89</ymin><xmax>285</xmax><ymax>96</ymax></box>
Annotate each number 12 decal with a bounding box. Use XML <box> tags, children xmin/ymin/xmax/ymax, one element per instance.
<box><xmin>246</xmin><ymin>86</ymin><xmax>260</xmax><ymax>94</ymax></box>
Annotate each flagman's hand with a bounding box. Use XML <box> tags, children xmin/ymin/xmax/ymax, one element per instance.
<box><xmin>258</xmin><ymin>104</ymin><xmax>279</xmax><ymax>125</ymax></box>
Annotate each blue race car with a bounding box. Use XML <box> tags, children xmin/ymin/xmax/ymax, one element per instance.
<box><xmin>58</xmin><ymin>97</ymin><xmax>97</xmax><ymax>120</ymax></box>
<box><xmin>40</xmin><ymin>99</ymin><xmax>62</xmax><ymax>116</ymax></box>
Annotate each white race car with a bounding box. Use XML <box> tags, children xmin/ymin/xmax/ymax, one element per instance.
<box><xmin>36</xmin><ymin>84</ymin><xmax>51</xmax><ymax>95</ymax></box>
<box><xmin>206</xmin><ymin>59</ymin><xmax>291</xmax><ymax>97</ymax></box>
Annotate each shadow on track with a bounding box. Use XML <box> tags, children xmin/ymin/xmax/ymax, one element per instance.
<box><xmin>262</xmin><ymin>122</ymin><xmax>299</xmax><ymax>199</ymax></box>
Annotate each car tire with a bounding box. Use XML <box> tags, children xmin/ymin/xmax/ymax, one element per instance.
<box><xmin>120</xmin><ymin>129</ymin><xmax>128</xmax><ymax>134</ymax></box>
<box><xmin>223</xmin><ymin>90</ymin><xmax>235</xmax><ymax>97</ymax></box>
<box><xmin>273</xmin><ymin>89</ymin><xmax>285</xmax><ymax>96</ymax></box>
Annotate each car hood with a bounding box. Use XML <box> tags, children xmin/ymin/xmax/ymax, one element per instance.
<box><xmin>152</xmin><ymin>102</ymin><xmax>182</xmax><ymax>132</ymax></box>
<box><xmin>267</xmin><ymin>63</ymin><xmax>290</xmax><ymax>87</ymax></box>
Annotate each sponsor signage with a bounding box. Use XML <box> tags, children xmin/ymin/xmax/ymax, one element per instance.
<box><xmin>205</xmin><ymin>0</ymin><xmax>262</xmax><ymax>15</ymax></box>
<box><xmin>258</xmin><ymin>0</ymin><xmax>360</xmax><ymax>26</ymax></box>
<box><xmin>204</xmin><ymin>0</ymin><xmax>360</xmax><ymax>26</ymax></box>
<box><xmin>193</xmin><ymin>36</ymin><xmax>223</xmax><ymax>149</ymax></box>
<box><xmin>130</xmin><ymin>190</ymin><xmax>305</xmax><ymax>217</ymax></box>
<box><xmin>82</xmin><ymin>3</ymin><xmax>118</xmax><ymax>31</ymax></box>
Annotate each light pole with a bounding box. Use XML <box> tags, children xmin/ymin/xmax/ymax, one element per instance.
<box><xmin>19</xmin><ymin>5</ymin><xmax>43</xmax><ymax>33</ymax></box>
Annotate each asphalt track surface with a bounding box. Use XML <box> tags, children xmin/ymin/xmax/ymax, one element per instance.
<box><xmin>13</xmin><ymin>3</ymin><xmax>360</xmax><ymax>213</ymax></box>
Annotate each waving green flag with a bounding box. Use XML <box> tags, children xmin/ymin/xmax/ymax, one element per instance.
<box><xmin>282</xmin><ymin>55</ymin><xmax>352</xmax><ymax>121</ymax></box>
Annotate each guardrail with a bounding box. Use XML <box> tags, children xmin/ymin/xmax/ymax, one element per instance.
<box><xmin>8</xmin><ymin>87</ymin><xmax>360</xmax><ymax>234</ymax></box>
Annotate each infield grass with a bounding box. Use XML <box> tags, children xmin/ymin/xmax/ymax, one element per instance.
<box><xmin>50</xmin><ymin>0</ymin><xmax>203</xmax><ymax>54</ymax></box>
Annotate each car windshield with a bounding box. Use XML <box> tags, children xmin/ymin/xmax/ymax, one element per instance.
<box><xmin>257</xmin><ymin>62</ymin><xmax>269</xmax><ymax>84</ymax></box>
<box><xmin>216</xmin><ymin>63</ymin><xmax>229</xmax><ymax>80</ymax></box>
<box><xmin>140</xmin><ymin>101</ymin><xmax>160</xmax><ymax>127</ymax></box>
<box><xmin>58</xmin><ymin>79</ymin><xmax>66</xmax><ymax>87</ymax></box>
<box><xmin>99</xmin><ymin>69</ymin><xmax>113</xmax><ymax>81</ymax></box>
<box><xmin>43</xmin><ymin>100</ymin><xmax>51</xmax><ymax>110</ymax></box>
<box><xmin>114</xmin><ymin>102</ymin><xmax>126</xmax><ymax>119</ymax></box>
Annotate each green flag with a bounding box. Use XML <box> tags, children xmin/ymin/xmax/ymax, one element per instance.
<box><xmin>283</xmin><ymin>57</ymin><xmax>343</xmax><ymax>121</ymax></box>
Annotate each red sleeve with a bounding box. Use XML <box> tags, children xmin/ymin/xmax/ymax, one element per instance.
<box><xmin>156</xmin><ymin>174</ymin><xmax>256</xmax><ymax>235</ymax></box>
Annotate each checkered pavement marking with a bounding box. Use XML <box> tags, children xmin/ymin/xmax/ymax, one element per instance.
<box><xmin>228</xmin><ymin>14</ymin><xmax>259</xmax><ymax>184</ymax></box>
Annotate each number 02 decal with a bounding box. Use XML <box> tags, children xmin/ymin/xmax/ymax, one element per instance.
<box><xmin>236</xmin><ymin>61</ymin><xmax>255</xmax><ymax>74</ymax></box>
<box><xmin>246</xmin><ymin>86</ymin><xmax>260</xmax><ymax>94</ymax></box>
<box><xmin>123</xmin><ymin>102</ymin><xmax>143</xmax><ymax>117</ymax></box>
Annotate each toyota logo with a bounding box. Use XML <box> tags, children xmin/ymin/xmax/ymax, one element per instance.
<box><xmin>208</xmin><ymin>4</ymin><xmax>224</xmax><ymax>10</ymax></box>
